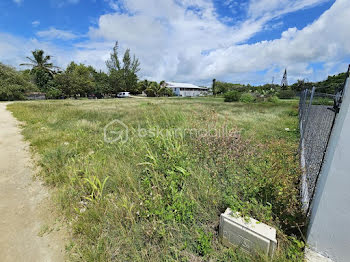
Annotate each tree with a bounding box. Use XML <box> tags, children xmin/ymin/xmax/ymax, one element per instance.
<box><xmin>31</xmin><ymin>68</ymin><xmax>52</xmax><ymax>91</ymax></box>
<box><xmin>20</xmin><ymin>50</ymin><xmax>59</xmax><ymax>91</ymax></box>
<box><xmin>106</xmin><ymin>42</ymin><xmax>123</xmax><ymax>94</ymax></box>
<box><xmin>290</xmin><ymin>71</ymin><xmax>348</xmax><ymax>94</ymax></box>
<box><xmin>20</xmin><ymin>50</ymin><xmax>59</xmax><ymax>76</ymax></box>
<box><xmin>0</xmin><ymin>63</ymin><xmax>36</xmax><ymax>101</ymax></box>
<box><xmin>212</xmin><ymin>79</ymin><xmax>216</xmax><ymax>95</ymax></box>
<box><xmin>137</xmin><ymin>80</ymin><xmax>150</xmax><ymax>94</ymax></box>
<box><xmin>92</xmin><ymin>70</ymin><xmax>110</xmax><ymax>98</ymax></box>
<box><xmin>55</xmin><ymin>62</ymin><xmax>95</xmax><ymax>98</ymax></box>
<box><xmin>144</xmin><ymin>82</ymin><xmax>161</xmax><ymax>97</ymax></box>
<box><xmin>144</xmin><ymin>81</ymin><xmax>173</xmax><ymax>97</ymax></box>
<box><xmin>214</xmin><ymin>81</ymin><xmax>247</xmax><ymax>94</ymax></box>
<box><xmin>54</xmin><ymin>72</ymin><xmax>71</xmax><ymax>98</ymax></box>
<box><xmin>106</xmin><ymin>42</ymin><xmax>121</xmax><ymax>72</ymax></box>
<box><xmin>106</xmin><ymin>42</ymin><xmax>141</xmax><ymax>94</ymax></box>
<box><xmin>122</xmin><ymin>49</ymin><xmax>141</xmax><ymax>94</ymax></box>
<box><xmin>20</xmin><ymin>69</ymin><xmax>32</xmax><ymax>82</ymax></box>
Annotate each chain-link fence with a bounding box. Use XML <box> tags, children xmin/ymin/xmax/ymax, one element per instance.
<box><xmin>299</xmin><ymin>66</ymin><xmax>349</xmax><ymax>215</ymax></box>
<box><xmin>299</xmin><ymin>88</ymin><xmax>336</xmax><ymax>213</ymax></box>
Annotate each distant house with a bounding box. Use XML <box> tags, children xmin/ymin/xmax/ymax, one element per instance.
<box><xmin>166</xmin><ymin>82</ymin><xmax>209</xmax><ymax>97</ymax></box>
<box><xmin>25</xmin><ymin>92</ymin><xmax>46</xmax><ymax>100</ymax></box>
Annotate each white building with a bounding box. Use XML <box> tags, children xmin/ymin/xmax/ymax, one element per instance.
<box><xmin>166</xmin><ymin>82</ymin><xmax>209</xmax><ymax>97</ymax></box>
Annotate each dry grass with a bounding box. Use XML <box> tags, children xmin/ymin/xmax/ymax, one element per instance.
<box><xmin>8</xmin><ymin>97</ymin><xmax>304</xmax><ymax>261</ymax></box>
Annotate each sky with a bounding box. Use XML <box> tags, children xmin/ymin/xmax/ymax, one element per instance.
<box><xmin>0</xmin><ymin>0</ymin><xmax>349</xmax><ymax>86</ymax></box>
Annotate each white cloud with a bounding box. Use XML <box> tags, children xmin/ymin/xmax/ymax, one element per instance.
<box><xmin>0</xmin><ymin>33</ymin><xmax>73</xmax><ymax>70</ymax></box>
<box><xmin>1</xmin><ymin>0</ymin><xmax>349</xmax><ymax>86</ymax></box>
<box><xmin>36</xmin><ymin>27</ymin><xmax>79</xmax><ymax>40</ymax></box>
<box><xmin>88</xmin><ymin>0</ymin><xmax>271</xmax><ymax>81</ymax></box>
<box><xmin>198</xmin><ymin>0</ymin><xmax>350</xmax><ymax>83</ymax></box>
<box><xmin>86</xmin><ymin>0</ymin><xmax>348</xmax><ymax>84</ymax></box>
<box><xmin>32</xmin><ymin>21</ymin><xmax>40</xmax><ymax>27</ymax></box>
<box><xmin>247</xmin><ymin>0</ymin><xmax>330</xmax><ymax>20</ymax></box>
<box><xmin>13</xmin><ymin>0</ymin><xmax>23</xmax><ymax>5</ymax></box>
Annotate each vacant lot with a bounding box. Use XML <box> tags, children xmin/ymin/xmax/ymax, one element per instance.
<box><xmin>8</xmin><ymin>98</ymin><xmax>304</xmax><ymax>261</ymax></box>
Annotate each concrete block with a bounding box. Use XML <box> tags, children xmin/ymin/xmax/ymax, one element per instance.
<box><xmin>219</xmin><ymin>208</ymin><xmax>277</xmax><ymax>257</ymax></box>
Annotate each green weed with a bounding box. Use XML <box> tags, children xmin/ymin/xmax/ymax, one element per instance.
<box><xmin>8</xmin><ymin>98</ymin><xmax>305</xmax><ymax>261</ymax></box>
<box><xmin>84</xmin><ymin>176</ymin><xmax>109</xmax><ymax>202</ymax></box>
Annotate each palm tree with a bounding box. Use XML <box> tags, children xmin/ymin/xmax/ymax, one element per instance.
<box><xmin>150</xmin><ymin>82</ymin><xmax>167</xmax><ymax>97</ymax></box>
<box><xmin>20</xmin><ymin>49</ymin><xmax>59</xmax><ymax>76</ymax></box>
<box><xmin>159</xmin><ymin>80</ymin><xmax>166</xmax><ymax>88</ymax></box>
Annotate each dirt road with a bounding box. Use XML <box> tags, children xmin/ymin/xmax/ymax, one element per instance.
<box><xmin>0</xmin><ymin>102</ymin><xmax>65</xmax><ymax>262</ymax></box>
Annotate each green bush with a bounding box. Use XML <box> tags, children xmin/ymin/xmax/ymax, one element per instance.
<box><xmin>268</xmin><ymin>96</ymin><xmax>280</xmax><ymax>103</ymax></box>
<box><xmin>277</xmin><ymin>90</ymin><xmax>295</xmax><ymax>99</ymax></box>
<box><xmin>312</xmin><ymin>97</ymin><xmax>333</xmax><ymax>106</ymax></box>
<box><xmin>46</xmin><ymin>88</ymin><xmax>63</xmax><ymax>99</ymax></box>
<box><xmin>239</xmin><ymin>92</ymin><xmax>255</xmax><ymax>103</ymax></box>
<box><xmin>0</xmin><ymin>63</ymin><xmax>36</xmax><ymax>101</ymax></box>
<box><xmin>144</xmin><ymin>83</ymin><xmax>174</xmax><ymax>97</ymax></box>
<box><xmin>163</xmin><ymin>87</ymin><xmax>175</xmax><ymax>97</ymax></box>
<box><xmin>195</xmin><ymin>229</ymin><xmax>213</xmax><ymax>256</ymax></box>
<box><xmin>224</xmin><ymin>90</ymin><xmax>241</xmax><ymax>102</ymax></box>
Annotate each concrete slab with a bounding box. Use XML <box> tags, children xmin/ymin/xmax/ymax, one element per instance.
<box><xmin>219</xmin><ymin>208</ymin><xmax>277</xmax><ymax>257</ymax></box>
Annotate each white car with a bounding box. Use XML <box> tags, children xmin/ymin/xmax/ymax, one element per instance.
<box><xmin>117</xmin><ymin>92</ymin><xmax>130</xmax><ymax>98</ymax></box>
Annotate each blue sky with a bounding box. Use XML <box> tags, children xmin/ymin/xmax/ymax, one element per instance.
<box><xmin>0</xmin><ymin>0</ymin><xmax>349</xmax><ymax>86</ymax></box>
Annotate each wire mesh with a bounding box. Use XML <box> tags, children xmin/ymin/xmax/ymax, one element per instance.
<box><xmin>299</xmin><ymin>87</ymin><xmax>336</xmax><ymax>213</ymax></box>
<box><xmin>299</xmin><ymin>65</ymin><xmax>349</xmax><ymax>215</ymax></box>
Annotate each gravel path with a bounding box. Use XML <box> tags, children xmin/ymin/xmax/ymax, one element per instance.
<box><xmin>0</xmin><ymin>102</ymin><xmax>65</xmax><ymax>262</ymax></box>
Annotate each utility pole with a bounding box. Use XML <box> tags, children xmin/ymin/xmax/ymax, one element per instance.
<box><xmin>212</xmin><ymin>79</ymin><xmax>216</xmax><ymax>96</ymax></box>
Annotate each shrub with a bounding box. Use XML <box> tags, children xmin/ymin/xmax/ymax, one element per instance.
<box><xmin>277</xmin><ymin>90</ymin><xmax>295</xmax><ymax>99</ymax></box>
<box><xmin>312</xmin><ymin>97</ymin><xmax>333</xmax><ymax>106</ymax></box>
<box><xmin>46</xmin><ymin>88</ymin><xmax>63</xmax><ymax>99</ymax></box>
<box><xmin>268</xmin><ymin>96</ymin><xmax>280</xmax><ymax>103</ymax></box>
<box><xmin>0</xmin><ymin>63</ymin><xmax>36</xmax><ymax>101</ymax></box>
<box><xmin>144</xmin><ymin>82</ymin><xmax>174</xmax><ymax>97</ymax></box>
<box><xmin>0</xmin><ymin>84</ymin><xmax>27</xmax><ymax>101</ymax></box>
<box><xmin>163</xmin><ymin>87</ymin><xmax>175</xmax><ymax>97</ymax></box>
<box><xmin>224</xmin><ymin>90</ymin><xmax>241</xmax><ymax>102</ymax></box>
<box><xmin>195</xmin><ymin>229</ymin><xmax>213</xmax><ymax>256</ymax></box>
<box><xmin>239</xmin><ymin>92</ymin><xmax>255</xmax><ymax>103</ymax></box>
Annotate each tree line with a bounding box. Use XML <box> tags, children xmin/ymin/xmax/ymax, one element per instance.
<box><xmin>212</xmin><ymin>79</ymin><xmax>295</xmax><ymax>100</ymax></box>
<box><xmin>0</xmin><ymin>42</ymin><xmax>173</xmax><ymax>101</ymax></box>
<box><xmin>213</xmin><ymin>70</ymin><xmax>348</xmax><ymax>101</ymax></box>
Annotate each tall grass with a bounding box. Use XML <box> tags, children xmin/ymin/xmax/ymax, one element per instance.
<box><xmin>8</xmin><ymin>98</ymin><xmax>304</xmax><ymax>261</ymax></box>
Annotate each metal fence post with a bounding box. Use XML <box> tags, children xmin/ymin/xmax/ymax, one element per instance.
<box><xmin>302</xmin><ymin>86</ymin><xmax>316</xmax><ymax>140</ymax></box>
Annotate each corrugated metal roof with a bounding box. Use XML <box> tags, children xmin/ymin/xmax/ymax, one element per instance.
<box><xmin>166</xmin><ymin>82</ymin><xmax>207</xmax><ymax>89</ymax></box>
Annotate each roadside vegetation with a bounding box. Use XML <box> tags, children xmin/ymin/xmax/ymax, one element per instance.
<box><xmin>9</xmin><ymin>98</ymin><xmax>305</xmax><ymax>261</ymax></box>
<box><xmin>215</xmin><ymin>71</ymin><xmax>347</xmax><ymax>103</ymax></box>
<box><xmin>0</xmin><ymin>41</ymin><xmax>347</xmax><ymax>102</ymax></box>
<box><xmin>0</xmin><ymin>63</ymin><xmax>37</xmax><ymax>100</ymax></box>
<box><xmin>0</xmin><ymin>43</ymin><xmax>173</xmax><ymax>101</ymax></box>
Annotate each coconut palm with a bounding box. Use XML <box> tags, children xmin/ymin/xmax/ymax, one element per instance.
<box><xmin>144</xmin><ymin>81</ymin><xmax>173</xmax><ymax>97</ymax></box>
<box><xmin>20</xmin><ymin>49</ymin><xmax>59</xmax><ymax>76</ymax></box>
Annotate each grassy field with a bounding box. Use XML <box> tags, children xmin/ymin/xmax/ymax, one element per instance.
<box><xmin>8</xmin><ymin>97</ymin><xmax>305</xmax><ymax>261</ymax></box>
